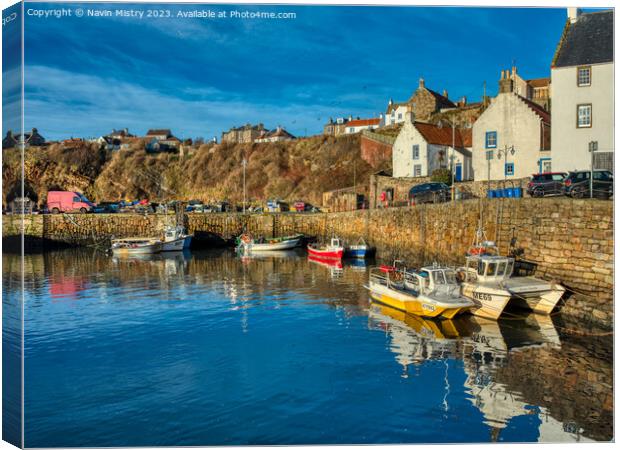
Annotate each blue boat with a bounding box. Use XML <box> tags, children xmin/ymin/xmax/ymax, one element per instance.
<box><xmin>345</xmin><ymin>238</ymin><xmax>375</xmax><ymax>259</ymax></box>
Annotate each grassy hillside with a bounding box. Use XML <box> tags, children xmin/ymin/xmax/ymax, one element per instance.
<box><xmin>3</xmin><ymin>134</ymin><xmax>389</xmax><ymax>207</ymax></box>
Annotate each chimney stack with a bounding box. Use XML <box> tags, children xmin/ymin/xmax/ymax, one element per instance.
<box><xmin>567</xmin><ymin>7</ymin><xmax>581</xmax><ymax>23</ymax></box>
<box><xmin>499</xmin><ymin>69</ymin><xmax>514</xmax><ymax>94</ymax></box>
<box><xmin>442</xmin><ymin>89</ymin><xmax>448</xmax><ymax>98</ymax></box>
<box><xmin>419</xmin><ymin>78</ymin><xmax>425</xmax><ymax>89</ymax></box>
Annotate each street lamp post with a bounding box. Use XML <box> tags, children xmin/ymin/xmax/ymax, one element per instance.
<box><xmin>242</xmin><ymin>158</ymin><xmax>247</xmax><ymax>213</ymax></box>
<box><xmin>497</xmin><ymin>145</ymin><xmax>516</xmax><ymax>188</ymax></box>
<box><xmin>589</xmin><ymin>141</ymin><xmax>598</xmax><ymax>198</ymax></box>
<box><xmin>438</xmin><ymin>117</ymin><xmax>459</xmax><ymax>202</ymax></box>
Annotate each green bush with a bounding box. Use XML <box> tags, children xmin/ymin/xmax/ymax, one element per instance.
<box><xmin>431</xmin><ymin>168</ymin><xmax>452</xmax><ymax>185</ymax></box>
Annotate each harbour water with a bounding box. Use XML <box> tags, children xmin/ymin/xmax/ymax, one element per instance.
<box><xmin>3</xmin><ymin>248</ymin><xmax>613</xmax><ymax>446</ymax></box>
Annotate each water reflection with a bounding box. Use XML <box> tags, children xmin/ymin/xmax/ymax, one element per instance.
<box><xmin>6</xmin><ymin>249</ymin><xmax>612</xmax><ymax>445</ymax></box>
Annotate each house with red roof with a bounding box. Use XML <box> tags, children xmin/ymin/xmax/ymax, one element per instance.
<box><xmin>472</xmin><ymin>69</ymin><xmax>551</xmax><ymax>181</ymax></box>
<box><xmin>392</xmin><ymin>111</ymin><xmax>473</xmax><ymax>180</ymax></box>
<box><xmin>344</xmin><ymin>117</ymin><xmax>381</xmax><ymax>134</ymax></box>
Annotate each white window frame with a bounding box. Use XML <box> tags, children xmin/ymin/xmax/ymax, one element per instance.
<box><xmin>577</xmin><ymin>66</ymin><xmax>591</xmax><ymax>87</ymax></box>
<box><xmin>412</xmin><ymin>144</ymin><xmax>419</xmax><ymax>160</ymax></box>
<box><xmin>413</xmin><ymin>164</ymin><xmax>422</xmax><ymax>177</ymax></box>
<box><xmin>577</xmin><ymin>104</ymin><xmax>592</xmax><ymax>128</ymax></box>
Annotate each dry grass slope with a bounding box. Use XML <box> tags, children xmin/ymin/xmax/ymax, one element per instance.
<box><xmin>3</xmin><ymin>134</ymin><xmax>389</xmax><ymax>207</ymax></box>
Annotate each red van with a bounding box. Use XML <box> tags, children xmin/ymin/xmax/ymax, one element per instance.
<box><xmin>47</xmin><ymin>191</ymin><xmax>94</xmax><ymax>213</ymax></box>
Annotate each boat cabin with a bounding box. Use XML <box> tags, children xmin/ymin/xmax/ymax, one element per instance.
<box><xmin>406</xmin><ymin>266</ymin><xmax>459</xmax><ymax>293</ymax></box>
<box><xmin>461</xmin><ymin>255</ymin><xmax>514</xmax><ymax>283</ymax></box>
<box><xmin>330</xmin><ymin>238</ymin><xmax>342</xmax><ymax>248</ymax></box>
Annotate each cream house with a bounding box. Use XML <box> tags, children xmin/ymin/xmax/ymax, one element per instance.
<box><xmin>472</xmin><ymin>71</ymin><xmax>551</xmax><ymax>181</ymax></box>
<box><xmin>392</xmin><ymin>111</ymin><xmax>473</xmax><ymax>181</ymax></box>
<box><xmin>550</xmin><ymin>8</ymin><xmax>613</xmax><ymax>172</ymax></box>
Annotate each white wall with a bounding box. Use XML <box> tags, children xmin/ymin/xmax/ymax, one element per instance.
<box><xmin>393</xmin><ymin>117</ymin><xmax>473</xmax><ymax>180</ymax></box>
<box><xmin>472</xmin><ymin>93</ymin><xmax>548</xmax><ymax>181</ymax></box>
<box><xmin>551</xmin><ymin>62</ymin><xmax>614</xmax><ymax>172</ymax></box>
<box><xmin>392</xmin><ymin>120</ymin><xmax>429</xmax><ymax>178</ymax></box>
<box><xmin>385</xmin><ymin>104</ymin><xmax>408</xmax><ymax>126</ymax></box>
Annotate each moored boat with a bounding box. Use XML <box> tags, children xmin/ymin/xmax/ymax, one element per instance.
<box><xmin>236</xmin><ymin>233</ymin><xmax>303</xmax><ymax>253</ymax></box>
<box><xmin>456</xmin><ymin>241</ymin><xmax>565</xmax><ymax>320</ymax></box>
<box><xmin>307</xmin><ymin>237</ymin><xmax>344</xmax><ymax>260</ymax></box>
<box><xmin>344</xmin><ymin>237</ymin><xmax>375</xmax><ymax>259</ymax></box>
<box><xmin>111</xmin><ymin>238</ymin><xmax>163</xmax><ymax>256</ymax></box>
<box><xmin>162</xmin><ymin>225</ymin><xmax>193</xmax><ymax>252</ymax></box>
<box><xmin>367</xmin><ymin>262</ymin><xmax>473</xmax><ymax>319</ymax></box>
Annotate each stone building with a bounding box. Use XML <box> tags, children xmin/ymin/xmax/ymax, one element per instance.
<box><xmin>254</xmin><ymin>126</ymin><xmax>296</xmax><ymax>143</ymax></box>
<box><xmin>323</xmin><ymin>117</ymin><xmax>350</xmax><ymax>136</ymax></box>
<box><xmin>392</xmin><ymin>111</ymin><xmax>473</xmax><ymax>180</ymax></box>
<box><xmin>146</xmin><ymin>128</ymin><xmax>174</xmax><ymax>141</ymax></box>
<box><xmin>472</xmin><ymin>72</ymin><xmax>551</xmax><ymax>181</ymax></box>
<box><xmin>221</xmin><ymin>123</ymin><xmax>266</xmax><ymax>143</ymax></box>
<box><xmin>2</xmin><ymin>128</ymin><xmax>46</xmax><ymax>148</ymax></box>
<box><xmin>550</xmin><ymin>8</ymin><xmax>613</xmax><ymax>172</ymax></box>
<box><xmin>406</xmin><ymin>78</ymin><xmax>456</xmax><ymax>122</ymax></box>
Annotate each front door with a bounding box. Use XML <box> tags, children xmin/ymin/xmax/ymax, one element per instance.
<box><xmin>455</xmin><ymin>163</ymin><xmax>462</xmax><ymax>182</ymax></box>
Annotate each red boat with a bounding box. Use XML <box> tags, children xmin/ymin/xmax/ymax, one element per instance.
<box><xmin>307</xmin><ymin>238</ymin><xmax>344</xmax><ymax>260</ymax></box>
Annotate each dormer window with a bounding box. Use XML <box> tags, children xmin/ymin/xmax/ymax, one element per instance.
<box><xmin>577</xmin><ymin>66</ymin><xmax>591</xmax><ymax>86</ymax></box>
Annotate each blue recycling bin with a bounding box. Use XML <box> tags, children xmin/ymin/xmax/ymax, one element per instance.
<box><xmin>505</xmin><ymin>188</ymin><xmax>514</xmax><ymax>198</ymax></box>
<box><xmin>487</xmin><ymin>190</ymin><xmax>495</xmax><ymax>198</ymax></box>
<box><xmin>495</xmin><ymin>189</ymin><xmax>503</xmax><ymax>198</ymax></box>
<box><xmin>513</xmin><ymin>187</ymin><xmax>523</xmax><ymax>198</ymax></box>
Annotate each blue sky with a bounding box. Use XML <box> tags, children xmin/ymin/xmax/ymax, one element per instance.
<box><xmin>8</xmin><ymin>3</ymin><xmax>575</xmax><ymax>140</ymax></box>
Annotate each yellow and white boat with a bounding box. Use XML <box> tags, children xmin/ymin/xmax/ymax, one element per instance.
<box><xmin>367</xmin><ymin>263</ymin><xmax>473</xmax><ymax>319</ymax></box>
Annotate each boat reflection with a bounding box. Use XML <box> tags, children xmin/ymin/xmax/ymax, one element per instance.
<box><xmin>367</xmin><ymin>302</ymin><xmax>593</xmax><ymax>442</ymax></box>
<box><xmin>308</xmin><ymin>254</ymin><xmax>344</xmax><ymax>278</ymax></box>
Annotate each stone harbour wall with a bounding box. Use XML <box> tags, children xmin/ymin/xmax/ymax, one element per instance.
<box><xmin>3</xmin><ymin>197</ymin><xmax>613</xmax><ymax>327</ymax></box>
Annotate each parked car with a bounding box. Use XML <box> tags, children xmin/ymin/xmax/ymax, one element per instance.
<box><xmin>92</xmin><ymin>202</ymin><xmax>119</xmax><ymax>213</ymax></box>
<box><xmin>46</xmin><ymin>191</ymin><xmax>94</xmax><ymax>213</ymax></box>
<box><xmin>563</xmin><ymin>170</ymin><xmax>613</xmax><ymax>199</ymax></box>
<box><xmin>408</xmin><ymin>182</ymin><xmax>450</xmax><ymax>204</ymax></box>
<box><xmin>526</xmin><ymin>172</ymin><xmax>567</xmax><ymax>197</ymax></box>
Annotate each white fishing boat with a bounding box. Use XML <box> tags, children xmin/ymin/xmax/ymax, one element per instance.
<box><xmin>457</xmin><ymin>241</ymin><xmax>565</xmax><ymax>320</ymax></box>
<box><xmin>111</xmin><ymin>237</ymin><xmax>163</xmax><ymax>256</ymax></box>
<box><xmin>367</xmin><ymin>262</ymin><xmax>473</xmax><ymax>319</ymax></box>
<box><xmin>162</xmin><ymin>225</ymin><xmax>192</xmax><ymax>252</ymax></box>
<box><xmin>237</xmin><ymin>233</ymin><xmax>302</xmax><ymax>253</ymax></box>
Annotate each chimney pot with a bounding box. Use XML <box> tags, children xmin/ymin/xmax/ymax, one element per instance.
<box><xmin>442</xmin><ymin>89</ymin><xmax>448</xmax><ymax>98</ymax></box>
<box><xmin>567</xmin><ymin>7</ymin><xmax>581</xmax><ymax>23</ymax></box>
<box><xmin>419</xmin><ymin>78</ymin><xmax>425</xmax><ymax>89</ymax></box>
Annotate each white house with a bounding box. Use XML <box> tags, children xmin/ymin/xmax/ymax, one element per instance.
<box><xmin>550</xmin><ymin>8</ymin><xmax>613</xmax><ymax>172</ymax></box>
<box><xmin>472</xmin><ymin>71</ymin><xmax>551</xmax><ymax>181</ymax></box>
<box><xmin>392</xmin><ymin>111</ymin><xmax>473</xmax><ymax>181</ymax></box>
<box><xmin>384</xmin><ymin>99</ymin><xmax>409</xmax><ymax>126</ymax></box>
<box><xmin>344</xmin><ymin>118</ymin><xmax>381</xmax><ymax>134</ymax></box>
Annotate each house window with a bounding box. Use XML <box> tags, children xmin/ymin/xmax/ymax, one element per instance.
<box><xmin>505</xmin><ymin>163</ymin><xmax>514</xmax><ymax>176</ymax></box>
<box><xmin>412</xmin><ymin>144</ymin><xmax>419</xmax><ymax>160</ymax></box>
<box><xmin>486</xmin><ymin>150</ymin><xmax>493</xmax><ymax>161</ymax></box>
<box><xmin>398</xmin><ymin>113</ymin><xmax>403</xmax><ymax>120</ymax></box>
<box><xmin>577</xmin><ymin>104</ymin><xmax>592</xmax><ymax>128</ymax></box>
<box><xmin>577</xmin><ymin>66</ymin><xmax>591</xmax><ymax>87</ymax></box>
<box><xmin>349</xmin><ymin>127</ymin><xmax>355</xmax><ymax>133</ymax></box>
<box><xmin>485</xmin><ymin>131</ymin><xmax>497</xmax><ymax>149</ymax></box>
<box><xmin>541</xmin><ymin>159</ymin><xmax>552</xmax><ymax>173</ymax></box>
<box><xmin>414</xmin><ymin>164</ymin><xmax>422</xmax><ymax>177</ymax></box>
